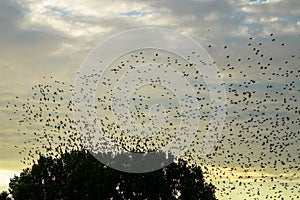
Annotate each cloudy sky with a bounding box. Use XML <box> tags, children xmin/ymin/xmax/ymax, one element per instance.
<box><xmin>0</xmin><ymin>0</ymin><xmax>299</xmax><ymax>199</ymax></box>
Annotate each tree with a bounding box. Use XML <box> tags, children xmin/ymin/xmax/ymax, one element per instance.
<box><xmin>6</xmin><ymin>150</ymin><xmax>217</xmax><ymax>200</ymax></box>
<box><xmin>0</xmin><ymin>191</ymin><xmax>9</xmax><ymax>200</ymax></box>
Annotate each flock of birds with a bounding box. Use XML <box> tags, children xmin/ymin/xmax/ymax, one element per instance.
<box><xmin>7</xmin><ymin>33</ymin><xmax>299</xmax><ymax>199</ymax></box>
<box><xmin>8</xmin><ymin>79</ymin><xmax>82</xmax><ymax>161</ymax></box>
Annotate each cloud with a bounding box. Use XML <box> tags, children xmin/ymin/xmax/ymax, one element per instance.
<box><xmin>0</xmin><ymin>0</ymin><xmax>73</xmax><ymax>93</ymax></box>
<box><xmin>0</xmin><ymin>1</ymin><xmax>299</xmax><ymax>199</ymax></box>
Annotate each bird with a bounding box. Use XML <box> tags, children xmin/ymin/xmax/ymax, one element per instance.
<box><xmin>6</xmin><ymin>32</ymin><xmax>300</xmax><ymax>199</ymax></box>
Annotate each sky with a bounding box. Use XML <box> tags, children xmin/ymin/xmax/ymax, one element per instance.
<box><xmin>0</xmin><ymin>0</ymin><xmax>299</xmax><ymax>199</ymax></box>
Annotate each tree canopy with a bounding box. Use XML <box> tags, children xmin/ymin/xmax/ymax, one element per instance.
<box><xmin>2</xmin><ymin>150</ymin><xmax>217</xmax><ymax>200</ymax></box>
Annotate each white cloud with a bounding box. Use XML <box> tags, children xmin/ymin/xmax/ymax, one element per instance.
<box><xmin>0</xmin><ymin>1</ymin><xmax>299</xmax><ymax>198</ymax></box>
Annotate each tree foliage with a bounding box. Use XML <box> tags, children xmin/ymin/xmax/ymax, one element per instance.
<box><xmin>0</xmin><ymin>191</ymin><xmax>9</xmax><ymax>200</ymax></box>
<box><xmin>6</xmin><ymin>150</ymin><xmax>217</xmax><ymax>200</ymax></box>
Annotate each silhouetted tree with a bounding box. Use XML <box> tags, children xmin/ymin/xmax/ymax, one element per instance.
<box><xmin>7</xmin><ymin>150</ymin><xmax>217</xmax><ymax>200</ymax></box>
<box><xmin>0</xmin><ymin>191</ymin><xmax>9</xmax><ymax>200</ymax></box>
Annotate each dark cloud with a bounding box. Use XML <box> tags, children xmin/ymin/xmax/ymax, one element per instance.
<box><xmin>0</xmin><ymin>0</ymin><xmax>67</xmax><ymax>62</ymax></box>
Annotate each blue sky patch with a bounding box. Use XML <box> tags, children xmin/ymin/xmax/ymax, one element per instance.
<box><xmin>45</xmin><ymin>6</ymin><xmax>71</xmax><ymax>16</ymax></box>
<box><xmin>249</xmin><ymin>0</ymin><xmax>268</xmax><ymax>4</ymax></box>
<box><xmin>121</xmin><ymin>11</ymin><xmax>142</xmax><ymax>17</ymax></box>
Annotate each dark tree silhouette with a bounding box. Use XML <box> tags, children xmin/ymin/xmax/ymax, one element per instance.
<box><xmin>0</xmin><ymin>191</ymin><xmax>9</xmax><ymax>200</ymax></box>
<box><xmin>6</xmin><ymin>150</ymin><xmax>217</xmax><ymax>200</ymax></box>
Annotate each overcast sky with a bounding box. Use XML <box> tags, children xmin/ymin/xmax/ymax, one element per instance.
<box><xmin>0</xmin><ymin>0</ymin><xmax>299</xmax><ymax>199</ymax></box>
